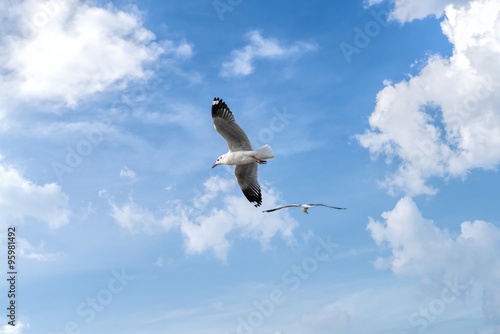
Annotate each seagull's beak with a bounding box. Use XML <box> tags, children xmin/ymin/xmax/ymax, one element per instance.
<box><xmin>212</xmin><ymin>163</ymin><xmax>217</xmax><ymax>169</ymax></box>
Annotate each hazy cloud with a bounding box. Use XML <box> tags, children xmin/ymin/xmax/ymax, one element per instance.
<box><xmin>0</xmin><ymin>159</ymin><xmax>70</xmax><ymax>228</ymax></box>
<box><xmin>220</xmin><ymin>30</ymin><xmax>317</xmax><ymax>77</ymax></box>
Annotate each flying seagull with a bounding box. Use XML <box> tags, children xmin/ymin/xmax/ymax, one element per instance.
<box><xmin>211</xmin><ymin>97</ymin><xmax>274</xmax><ymax>207</ymax></box>
<box><xmin>263</xmin><ymin>204</ymin><xmax>346</xmax><ymax>214</ymax></box>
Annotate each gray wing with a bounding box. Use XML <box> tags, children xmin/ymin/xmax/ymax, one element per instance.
<box><xmin>212</xmin><ymin>98</ymin><xmax>253</xmax><ymax>152</ymax></box>
<box><xmin>262</xmin><ymin>204</ymin><xmax>300</xmax><ymax>213</ymax></box>
<box><xmin>234</xmin><ymin>163</ymin><xmax>262</xmax><ymax>207</ymax></box>
<box><xmin>309</xmin><ymin>204</ymin><xmax>346</xmax><ymax>210</ymax></box>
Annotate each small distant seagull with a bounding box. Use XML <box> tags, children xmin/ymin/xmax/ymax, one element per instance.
<box><xmin>211</xmin><ymin>97</ymin><xmax>275</xmax><ymax>207</ymax></box>
<box><xmin>263</xmin><ymin>204</ymin><xmax>346</xmax><ymax>214</ymax></box>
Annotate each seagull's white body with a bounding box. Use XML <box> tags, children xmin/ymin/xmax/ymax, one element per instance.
<box><xmin>211</xmin><ymin>97</ymin><xmax>274</xmax><ymax>207</ymax></box>
<box><xmin>218</xmin><ymin>146</ymin><xmax>275</xmax><ymax>165</ymax></box>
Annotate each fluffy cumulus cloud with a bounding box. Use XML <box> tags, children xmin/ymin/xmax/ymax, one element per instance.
<box><xmin>362</xmin><ymin>1</ymin><xmax>500</xmax><ymax>330</ymax></box>
<box><xmin>358</xmin><ymin>0</ymin><xmax>500</xmax><ymax>195</ymax></box>
<box><xmin>181</xmin><ymin>184</ymin><xmax>297</xmax><ymax>261</ymax></box>
<box><xmin>367</xmin><ymin>197</ymin><xmax>500</xmax><ymax>329</ymax></box>
<box><xmin>104</xmin><ymin>176</ymin><xmax>298</xmax><ymax>261</ymax></box>
<box><xmin>0</xmin><ymin>159</ymin><xmax>70</xmax><ymax>228</ymax></box>
<box><xmin>0</xmin><ymin>0</ymin><xmax>191</xmax><ymax>107</ymax></box>
<box><xmin>220</xmin><ymin>30</ymin><xmax>317</xmax><ymax>77</ymax></box>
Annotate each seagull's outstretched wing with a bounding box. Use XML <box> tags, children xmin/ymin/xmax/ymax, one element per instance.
<box><xmin>263</xmin><ymin>203</ymin><xmax>346</xmax><ymax>213</ymax></box>
<box><xmin>262</xmin><ymin>204</ymin><xmax>300</xmax><ymax>213</ymax></box>
<box><xmin>308</xmin><ymin>204</ymin><xmax>346</xmax><ymax>210</ymax></box>
<box><xmin>212</xmin><ymin>98</ymin><xmax>253</xmax><ymax>152</ymax></box>
<box><xmin>235</xmin><ymin>163</ymin><xmax>262</xmax><ymax>207</ymax></box>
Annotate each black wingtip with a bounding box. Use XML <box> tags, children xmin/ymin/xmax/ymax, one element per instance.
<box><xmin>212</xmin><ymin>97</ymin><xmax>232</xmax><ymax>119</ymax></box>
<box><xmin>212</xmin><ymin>97</ymin><xmax>225</xmax><ymax>107</ymax></box>
<box><xmin>242</xmin><ymin>188</ymin><xmax>262</xmax><ymax>207</ymax></box>
<box><xmin>252</xmin><ymin>197</ymin><xmax>262</xmax><ymax>207</ymax></box>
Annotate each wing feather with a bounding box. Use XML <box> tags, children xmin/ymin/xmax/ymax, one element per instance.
<box><xmin>309</xmin><ymin>204</ymin><xmax>346</xmax><ymax>210</ymax></box>
<box><xmin>234</xmin><ymin>163</ymin><xmax>262</xmax><ymax>207</ymax></box>
<box><xmin>212</xmin><ymin>98</ymin><xmax>253</xmax><ymax>152</ymax></box>
<box><xmin>262</xmin><ymin>204</ymin><xmax>300</xmax><ymax>213</ymax></box>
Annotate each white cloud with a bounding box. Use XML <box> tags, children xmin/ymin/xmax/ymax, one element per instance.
<box><xmin>120</xmin><ymin>166</ymin><xmax>136</xmax><ymax>180</ymax></box>
<box><xmin>0</xmin><ymin>160</ymin><xmax>70</xmax><ymax>228</ymax></box>
<box><xmin>220</xmin><ymin>30</ymin><xmax>317</xmax><ymax>77</ymax></box>
<box><xmin>367</xmin><ymin>196</ymin><xmax>500</xmax><ymax>326</ymax></box>
<box><xmin>0</xmin><ymin>321</ymin><xmax>28</xmax><ymax>334</ymax></box>
<box><xmin>370</xmin><ymin>0</ymin><xmax>472</xmax><ymax>22</ymax></box>
<box><xmin>358</xmin><ymin>0</ymin><xmax>500</xmax><ymax>195</ymax></box>
<box><xmin>193</xmin><ymin>176</ymin><xmax>234</xmax><ymax>209</ymax></box>
<box><xmin>365</xmin><ymin>0</ymin><xmax>385</xmax><ymax>6</ymax></box>
<box><xmin>18</xmin><ymin>238</ymin><xmax>65</xmax><ymax>261</ymax></box>
<box><xmin>181</xmin><ymin>177</ymin><xmax>298</xmax><ymax>261</ymax></box>
<box><xmin>103</xmin><ymin>194</ymin><xmax>181</xmax><ymax>234</ymax></box>
<box><xmin>104</xmin><ymin>175</ymin><xmax>298</xmax><ymax>261</ymax></box>
<box><xmin>0</xmin><ymin>0</ymin><xmax>191</xmax><ymax>107</ymax></box>
<box><xmin>361</xmin><ymin>2</ymin><xmax>500</xmax><ymax>328</ymax></box>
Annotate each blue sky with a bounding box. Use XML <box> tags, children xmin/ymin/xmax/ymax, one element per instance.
<box><xmin>0</xmin><ymin>0</ymin><xmax>499</xmax><ymax>333</ymax></box>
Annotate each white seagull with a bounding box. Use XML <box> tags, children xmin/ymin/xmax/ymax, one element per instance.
<box><xmin>263</xmin><ymin>204</ymin><xmax>346</xmax><ymax>214</ymax></box>
<box><xmin>211</xmin><ymin>97</ymin><xmax>275</xmax><ymax>207</ymax></box>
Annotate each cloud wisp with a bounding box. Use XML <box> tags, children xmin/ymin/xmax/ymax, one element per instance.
<box><xmin>220</xmin><ymin>30</ymin><xmax>317</xmax><ymax>78</ymax></box>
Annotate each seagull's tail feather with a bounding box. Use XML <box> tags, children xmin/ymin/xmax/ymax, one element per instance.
<box><xmin>255</xmin><ymin>144</ymin><xmax>275</xmax><ymax>160</ymax></box>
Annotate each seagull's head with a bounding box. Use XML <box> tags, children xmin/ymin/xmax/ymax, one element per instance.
<box><xmin>212</xmin><ymin>155</ymin><xmax>224</xmax><ymax>168</ymax></box>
